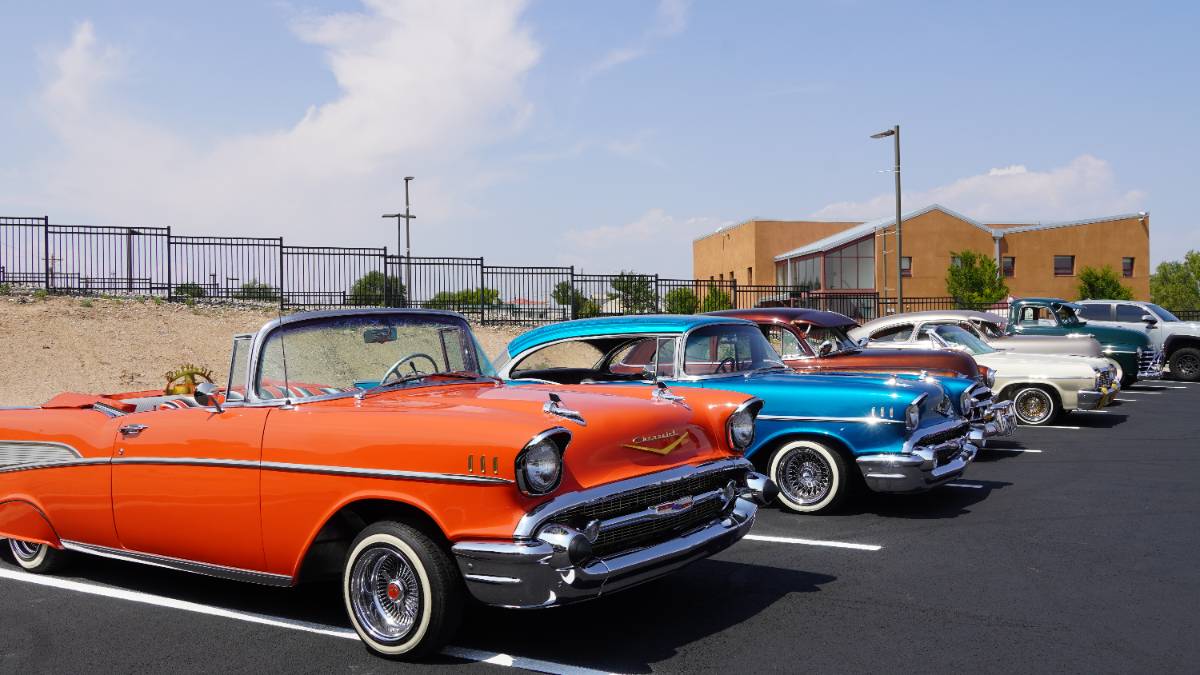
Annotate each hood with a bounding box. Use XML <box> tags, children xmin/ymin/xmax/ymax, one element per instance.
<box><xmin>819</xmin><ymin>347</ymin><xmax>978</xmax><ymax>378</ymax></box>
<box><xmin>1074</xmin><ymin>323</ymin><xmax>1152</xmax><ymax>348</ymax></box>
<box><xmin>349</xmin><ymin>382</ymin><xmax>745</xmax><ymax>490</ymax></box>
<box><xmin>976</xmin><ymin>351</ymin><xmax>1098</xmax><ymax>376</ymax></box>
<box><xmin>990</xmin><ymin>334</ymin><xmax>1103</xmax><ymax>357</ymax></box>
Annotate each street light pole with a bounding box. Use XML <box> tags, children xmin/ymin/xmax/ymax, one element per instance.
<box><xmin>871</xmin><ymin>125</ymin><xmax>902</xmax><ymax>314</ymax></box>
<box><xmin>382</xmin><ymin>176</ymin><xmax>416</xmax><ymax>307</ymax></box>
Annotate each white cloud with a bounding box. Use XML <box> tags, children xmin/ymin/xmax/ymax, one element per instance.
<box><xmin>559</xmin><ymin>208</ymin><xmax>721</xmax><ymax>277</ymax></box>
<box><xmin>583</xmin><ymin>0</ymin><xmax>691</xmax><ymax>79</ymax></box>
<box><xmin>18</xmin><ymin>1</ymin><xmax>540</xmax><ymax>249</ymax></box>
<box><xmin>812</xmin><ymin>155</ymin><xmax>1146</xmax><ymax>222</ymax></box>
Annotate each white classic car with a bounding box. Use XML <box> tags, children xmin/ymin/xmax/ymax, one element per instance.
<box><xmin>854</xmin><ymin>324</ymin><xmax>1119</xmax><ymax>425</ymax></box>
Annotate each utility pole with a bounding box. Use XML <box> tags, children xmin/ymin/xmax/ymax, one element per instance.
<box><xmin>871</xmin><ymin>125</ymin><xmax>902</xmax><ymax>313</ymax></box>
<box><xmin>382</xmin><ymin>176</ymin><xmax>416</xmax><ymax>307</ymax></box>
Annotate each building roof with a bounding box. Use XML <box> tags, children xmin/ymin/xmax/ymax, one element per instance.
<box><xmin>505</xmin><ymin>314</ymin><xmax>751</xmax><ymax>357</ymax></box>
<box><xmin>771</xmin><ymin>204</ymin><xmax>1146</xmax><ymax>262</ymax></box>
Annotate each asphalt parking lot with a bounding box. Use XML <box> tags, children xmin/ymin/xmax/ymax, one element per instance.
<box><xmin>3</xmin><ymin>380</ymin><xmax>1198</xmax><ymax>674</ymax></box>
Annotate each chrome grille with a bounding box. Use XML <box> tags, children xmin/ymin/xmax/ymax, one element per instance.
<box><xmin>551</xmin><ymin>468</ymin><xmax>742</xmax><ymax>558</ymax></box>
<box><xmin>934</xmin><ymin>445</ymin><xmax>962</xmax><ymax>466</ymax></box>
<box><xmin>1139</xmin><ymin>349</ymin><xmax>1161</xmax><ymax>371</ymax></box>
<box><xmin>917</xmin><ymin>422</ymin><xmax>971</xmax><ymax>447</ymax></box>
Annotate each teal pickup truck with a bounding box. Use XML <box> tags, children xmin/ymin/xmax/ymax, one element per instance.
<box><xmin>1007</xmin><ymin>298</ymin><xmax>1163</xmax><ymax>387</ymax></box>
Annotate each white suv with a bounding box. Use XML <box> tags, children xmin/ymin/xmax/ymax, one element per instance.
<box><xmin>1076</xmin><ymin>300</ymin><xmax>1200</xmax><ymax>382</ymax></box>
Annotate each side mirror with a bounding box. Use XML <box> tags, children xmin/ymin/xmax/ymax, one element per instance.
<box><xmin>817</xmin><ymin>340</ymin><xmax>835</xmax><ymax>357</ymax></box>
<box><xmin>193</xmin><ymin>382</ymin><xmax>224</xmax><ymax>413</ymax></box>
<box><xmin>1141</xmin><ymin>313</ymin><xmax>1158</xmax><ymax>326</ymax></box>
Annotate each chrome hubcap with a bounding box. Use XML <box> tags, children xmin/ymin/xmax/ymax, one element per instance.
<box><xmin>778</xmin><ymin>448</ymin><xmax>832</xmax><ymax>505</ymax></box>
<box><xmin>1015</xmin><ymin>390</ymin><xmax>1051</xmax><ymax>424</ymax></box>
<box><xmin>350</xmin><ymin>545</ymin><xmax>421</xmax><ymax>643</ymax></box>
<box><xmin>9</xmin><ymin>539</ymin><xmax>42</xmax><ymax>562</ymax></box>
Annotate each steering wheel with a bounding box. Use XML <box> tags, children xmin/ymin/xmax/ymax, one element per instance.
<box><xmin>381</xmin><ymin>353</ymin><xmax>440</xmax><ymax>384</ymax></box>
<box><xmin>714</xmin><ymin>357</ymin><xmax>737</xmax><ymax>374</ymax></box>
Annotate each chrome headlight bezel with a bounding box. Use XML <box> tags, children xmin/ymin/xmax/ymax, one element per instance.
<box><xmin>726</xmin><ymin>398</ymin><xmax>763</xmax><ymax>452</ymax></box>
<box><xmin>905</xmin><ymin>402</ymin><xmax>921</xmax><ymax>432</ymax></box>
<box><xmin>515</xmin><ymin>428</ymin><xmax>570</xmax><ymax>496</ymax></box>
<box><xmin>959</xmin><ymin>388</ymin><xmax>974</xmax><ymax>414</ymax></box>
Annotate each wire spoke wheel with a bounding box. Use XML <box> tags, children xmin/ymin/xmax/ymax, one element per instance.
<box><xmin>9</xmin><ymin>539</ymin><xmax>43</xmax><ymax>562</ymax></box>
<box><xmin>350</xmin><ymin>545</ymin><xmax>423</xmax><ymax>644</ymax></box>
<box><xmin>1013</xmin><ymin>388</ymin><xmax>1054</xmax><ymax>425</ymax></box>
<box><xmin>777</xmin><ymin>447</ymin><xmax>833</xmax><ymax>505</ymax></box>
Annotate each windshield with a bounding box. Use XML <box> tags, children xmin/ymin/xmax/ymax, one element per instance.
<box><xmin>1145</xmin><ymin>303</ymin><xmax>1180</xmax><ymax>322</ymax></box>
<box><xmin>683</xmin><ymin>324</ymin><xmax>786</xmax><ymax>376</ymax></box>
<box><xmin>932</xmin><ymin>325</ymin><xmax>996</xmax><ymax>355</ymax></box>
<box><xmin>796</xmin><ymin>324</ymin><xmax>858</xmax><ymax>355</ymax></box>
<box><xmin>1054</xmin><ymin>304</ymin><xmax>1082</xmax><ymax>326</ymax></box>
<box><xmin>972</xmin><ymin>319</ymin><xmax>1005</xmax><ymax>339</ymax></box>
<box><xmin>256</xmin><ymin>314</ymin><xmax>484</xmax><ymax>399</ymax></box>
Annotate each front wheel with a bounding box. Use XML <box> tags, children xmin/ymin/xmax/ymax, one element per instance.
<box><xmin>1168</xmin><ymin>347</ymin><xmax>1200</xmax><ymax>382</ymax></box>
<box><xmin>7</xmin><ymin>539</ymin><xmax>69</xmax><ymax>574</ymax></box>
<box><xmin>768</xmin><ymin>440</ymin><xmax>849</xmax><ymax>514</ymax></box>
<box><xmin>343</xmin><ymin>521</ymin><xmax>463</xmax><ymax>659</ymax></box>
<box><xmin>1010</xmin><ymin>386</ymin><xmax>1060</xmax><ymax>426</ymax></box>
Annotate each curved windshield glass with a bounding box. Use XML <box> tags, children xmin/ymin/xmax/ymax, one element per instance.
<box><xmin>1145</xmin><ymin>303</ymin><xmax>1180</xmax><ymax>322</ymax></box>
<box><xmin>932</xmin><ymin>325</ymin><xmax>996</xmax><ymax>355</ymax></box>
<box><xmin>683</xmin><ymin>324</ymin><xmax>786</xmax><ymax>376</ymax></box>
<box><xmin>1055</xmin><ymin>304</ymin><xmax>1082</xmax><ymax>326</ymax></box>
<box><xmin>797</xmin><ymin>324</ymin><xmax>858</xmax><ymax>355</ymax></box>
<box><xmin>256</xmin><ymin>314</ymin><xmax>485</xmax><ymax>399</ymax></box>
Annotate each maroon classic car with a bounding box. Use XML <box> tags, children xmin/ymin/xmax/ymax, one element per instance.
<box><xmin>707</xmin><ymin>308</ymin><xmax>989</xmax><ymax>381</ymax></box>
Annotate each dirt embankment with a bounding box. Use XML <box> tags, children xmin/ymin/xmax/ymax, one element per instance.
<box><xmin>0</xmin><ymin>296</ymin><xmax>526</xmax><ymax>406</ymax></box>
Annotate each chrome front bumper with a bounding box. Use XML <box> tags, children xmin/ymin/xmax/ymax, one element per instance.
<box><xmin>451</xmin><ymin>468</ymin><xmax>773</xmax><ymax>609</ymax></box>
<box><xmin>1138</xmin><ymin>350</ymin><xmax>1165</xmax><ymax>379</ymax></box>
<box><xmin>1077</xmin><ymin>380</ymin><xmax>1119</xmax><ymax>410</ymax></box>
<box><xmin>858</xmin><ymin>423</ymin><xmax>978</xmax><ymax>493</ymax></box>
<box><xmin>972</xmin><ymin>400</ymin><xmax>1016</xmax><ymax>439</ymax></box>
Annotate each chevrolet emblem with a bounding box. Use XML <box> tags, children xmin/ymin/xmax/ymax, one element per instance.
<box><xmin>623</xmin><ymin>430</ymin><xmax>688</xmax><ymax>456</ymax></box>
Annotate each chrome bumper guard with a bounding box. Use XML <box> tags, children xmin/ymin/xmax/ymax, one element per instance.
<box><xmin>1077</xmin><ymin>378</ymin><xmax>1120</xmax><ymax>409</ymax></box>
<box><xmin>859</xmin><ymin>420</ymin><xmax>978</xmax><ymax>493</ymax></box>
<box><xmin>971</xmin><ymin>400</ymin><xmax>1016</xmax><ymax>439</ymax></box>
<box><xmin>451</xmin><ymin>461</ymin><xmax>772</xmax><ymax>609</ymax></box>
<box><xmin>1137</xmin><ymin>349</ymin><xmax>1165</xmax><ymax>379</ymax></box>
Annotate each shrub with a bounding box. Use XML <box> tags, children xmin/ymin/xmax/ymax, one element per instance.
<box><xmin>174</xmin><ymin>283</ymin><xmax>206</xmax><ymax>299</ymax></box>
<box><xmin>79</xmin><ymin>298</ymin><xmax>93</xmax><ymax>308</ymax></box>
<box><xmin>349</xmin><ymin>271</ymin><xmax>405</xmax><ymax>306</ymax></box>
<box><xmin>1150</xmin><ymin>251</ymin><xmax>1200</xmax><ymax>310</ymax></box>
<box><xmin>945</xmin><ymin>250</ymin><xmax>1008</xmax><ymax>309</ymax></box>
<box><xmin>234</xmin><ymin>279</ymin><xmax>279</xmax><ymax>302</ymax></box>
<box><xmin>1077</xmin><ymin>265</ymin><xmax>1133</xmax><ymax>300</ymax></box>
<box><xmin>700</xmin><ymin>287</ymin><xmax>733</xmax><ymax>312</ymax></box>
<box><xmin>0</xmin><ymin>283</ymin><xmax>11</xmax><ymax>296</ymax></box>
<box><xmin>663</xmin><ymin>287</ymin><xmax>699</xmax><ymax>314</ymax></box>
<box><xmin>32</xmin><ymin>289</ymin><xmax>48</xmax><ymax>301</ymax></box>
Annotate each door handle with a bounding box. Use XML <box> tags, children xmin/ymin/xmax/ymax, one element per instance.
<box><xmin>119</xmin><ymin>424</ymin><xmax>148</xmax><ymax>437</ymax></box>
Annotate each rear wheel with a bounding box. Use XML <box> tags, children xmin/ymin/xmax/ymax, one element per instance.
<box><xmin>343</xmin><ymin>521</ymin><xmax>462</xmax><ymax>659</ymax></box>
<box><xmin>7</xmin><ymin>539</ymin><xmax>69</xmax><ymax>574</ymax></box>
<box><xmin>1010</xmin><ymin>386</ymin><xmax>1059</xmax><ymax>426</ymax></box>
<box><xmin>768</xmin><ymin>440</ymin><xmax>849</xmax><ymax>514</ymax></box>
<box><xmin>1168</xmin><ymin>347</ymin><xmax>1200</xmax><ymax>382</ymax></box>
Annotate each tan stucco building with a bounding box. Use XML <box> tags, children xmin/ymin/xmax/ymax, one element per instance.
<box><xmin>693</xmin><ymin>204</ymin><xmax>1150</xmax><ymax>300</ymax></box>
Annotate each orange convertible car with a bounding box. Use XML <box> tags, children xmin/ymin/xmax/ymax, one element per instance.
<box><xmin>0</xmin><ymin>309</ymin><xmax>774</xmax><ymax>658</ymax></box>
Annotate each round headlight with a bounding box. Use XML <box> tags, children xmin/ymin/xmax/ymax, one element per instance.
<box><xmin>959</xmin><ymin>388</ymin><xmax>973</xmax><ymax>414</ymax></box>
<box><xmin>517</xmin><ymin>436</ymin><xmax>563</xmax><ymax>496</ymax></box>
<box><xmin>905</xmin><ymin>402</ymin><xmax>921</xmax><ymax>432</ymax></box>
<box><xmin>985</xmin><ymin>368</ymin><xmax>996</xmax><ymax>388</ymax></box>
<box><xmin>728</xmin><ymin>409</ymin><xmax>756</xmax><ymax>450</ymax></box>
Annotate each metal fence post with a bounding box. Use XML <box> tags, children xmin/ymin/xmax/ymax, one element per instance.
<box><xmin>165</xmin><ymin>226</ymin><xmax>173</xmax><ymax>300</ymax></box>
<box><xmin>42</xmin><ymin>219</ymin><xmax>50</xmax><ymax>291</ymax></box>
<box><xmin>477</xmin><ymin>257</ymin><xmax>486</xmax><ymax>324</ymax></box>
<box><xmin>732</xmin><ymin>279</ymin><xmax>738</xmax><ymax>309</ymax></box>
<box><xmin>569</xmin><ymin>266</ymin><xmax>577</xmax><ymax>320</ymax></box>
<box><xmin>278</xmin><ymin>237</ymin><xmax>285</xmax><ymax>311</ymax></box>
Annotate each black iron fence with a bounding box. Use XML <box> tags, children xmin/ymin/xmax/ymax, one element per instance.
<box><xmin>0</xmin><ymin>215</ymin><xmax>1187</xmax><ymax>326</ymax></box>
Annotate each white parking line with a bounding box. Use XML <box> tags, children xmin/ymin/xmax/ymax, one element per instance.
<box><xmin>744</xmin><ymin>534</ymin><xmax>882</xmax><ymax>551</ymax></box>
<box><xmin>0</xmin><ymin>567</ymin><xmax>617</xmax><ymax>675</ymax></box>
<box><xmin>982</xmin><ymin>447</ymin><xmax>1043</xmax><ymax>453</ymax></box>
<box><xmin>1073</xmin><ymin>410</ymin><xmax>1109</xmax><ymax>414</ymax></box>
<box><xmin>946</xmin><ymin>482</ymin><xmax>984</xmax><ymax>489</ymax></box>
<box><xmin>1025</xmin><ymin>425</ymin><xmax>1081</xmax><ymax>430</ymax></box>
<box><xmin>1114</xmin><ymin>398</ymin><xmax>1139</xmax><ymax>402</ymax></box>
<box><xmin>1127</xmin><ymin>391</ymin><xmax>1162</xmax><ymax>395</ymax></box>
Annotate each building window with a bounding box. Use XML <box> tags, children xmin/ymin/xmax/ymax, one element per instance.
<box><xmin>1122</xmin><ymin>257</ymin><xmax>1135</xmax><ymax>277</ymax></box>
<box><xmin>786</xmin><ymin>255</ymin><xmax>821</xmax><ymax>291</ymax></box>
<box><xmin>1002</xmin><ymin>257</ymin><xmax>1015</xmax><ymax>277</ymax></box>
<box><xmin>775</xmin><ymin>262</ymin><xmax>787</xmax><ymax>285</ymax></box>
<box><xmin>747</xmin><ymin>267</ymin><xmax>753</xmax><ymax>285</ymax></box>
<box><xmin>900</xmin><ymin>257</ymin><xmax>912</xmax><ymax>277</ymax></box>
<box><xmin>729</xmin><ymin>270</ymin><xmax>735</xmax><ymax>283</ymax></box>
<box><xmin>1054</xmin><ymin>255</ymin><xmax>1075</xmax><ymax>276</ymax></box>
<box><xmin>823</xmin><ymin>238</ymin><xmax>875</xmax><ymax>290</ymax></box>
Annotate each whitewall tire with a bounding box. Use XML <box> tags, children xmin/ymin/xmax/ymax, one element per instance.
<box><xmin>7</xmin><ymin>539</ymin><xmax>69</xmax><ymax>574</ymax></box>
<box><xmin>768</xmin><ymin>439</ymin><xmax>849</xmax><ymax>514</ymax></box>
<box><xmin>1010</xmin><ymin>386</ymin><xmax>1059</xmax><ymax>426</ymax></box>
<box><xmin>342</xmin><ymin>521</ymin><xmax>462</xmax><ymax>659</ymax></box>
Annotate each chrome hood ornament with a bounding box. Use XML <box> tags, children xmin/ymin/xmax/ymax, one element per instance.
<box><xmin>543</xmin><ymin>393</ymin><xmax>586</xmax><ymax>426</ymax></box>
<box><xmin>652</xmin><ymin>381</ymin><xmax>690</xmax><ymax>408</ymax></box>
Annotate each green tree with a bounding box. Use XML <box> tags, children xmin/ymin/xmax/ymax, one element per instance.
<box><xmin>1077</xmin><ymin>265</ymin><xmax>1134</xmax><ymax>300</ymax></box>
<box><xmin>700</xmin><ymin>287</ymin><xmax>733</xmax><ymax>312</ymax></box>
<box><xmin>608</xmin><ymin>272</ymin><xmax>658</xmax><ymax>313</ymax></box>
<box><xmin>424</xmin><ymin>287</ymin><xmax>501</xmax><ymax>309</ymax></box>
<box><xmin>945</xmin><ymin>250</ymin><xmax>1009</xmax><ymax>309</ymax></box>
<box><xmin>663</xmin><ymin>287</ymin><xmax>699</xmax><ymax>314</ymax></box>
<box><xmin>348</xmin><ymin>271</ymin><xmax>405</xmax><ymax>306</ymax></box>
<box><xmin>1150</xmin><ymin>251</ymin><xmax>1200</xmax><ymax>310</ymax></box>
<box><xmin>235</xmin><ymin>279</ymin><xmax>279</xmax><ymax>302</ymax></box>
<box><xmin>551</xmin><ymin>280</ymin><xmax>591</xmax><ymax>317</ymax></box>
<box><xmin>174</xmin><ymin>283</ymin><xmax>206</xmax><ymax>299</ymax></box>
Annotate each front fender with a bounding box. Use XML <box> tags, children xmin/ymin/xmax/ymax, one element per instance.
<box><xmin>0</xmin><ymin>498</ymin><xmax>61</xmax><ymax>548</ymax></box>
<box><xmin>747</xmin><ymin>417</ymin><xmax>907</xmax><ymax>460</ymax></box>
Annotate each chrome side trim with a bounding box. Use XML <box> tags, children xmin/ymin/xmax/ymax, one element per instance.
<box><xmin>463</xmin><ymin>573</ymin><xmax>523</xmax><ymax>585</ymax></box>
<box><xmin>514</xmin><ymin>456</ymin><xmax>753</xmax><ymax>539</ymax></box>
<box><xmin>106</xmin><ymin>456</ymin><xmax>514</xmax><ymax>485</ymax></box>
<box><xmin>60</xmin><ymin>540</ymin><xmax>293</xmax><ymax>587</ymax></box>
<box><xmin>758</xmin><ymin>414</ymin><xmax>904</xmax><ymax>425</ymax></box>
<box><xmin>0</xmin><ymin>457</ymin><xmax>111</xmax><ymax>475</ymax></box>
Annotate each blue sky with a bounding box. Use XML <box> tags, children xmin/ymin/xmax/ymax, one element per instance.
<box><xmin>1</xmin><ymin>1</ymin><xmax>1196</xmax><ymax>277</ymax></box>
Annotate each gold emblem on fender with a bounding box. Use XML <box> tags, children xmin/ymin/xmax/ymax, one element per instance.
<box><xmin>623</xmin><ymin>430</ymin><xmax>689</xmax><ymax>456</ymax></box>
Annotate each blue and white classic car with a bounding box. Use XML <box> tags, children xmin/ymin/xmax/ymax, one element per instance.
<box><xmin>497</xmin><ymin>315</ymin><xmax>981</xmax><ymax>514</ymax></box>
